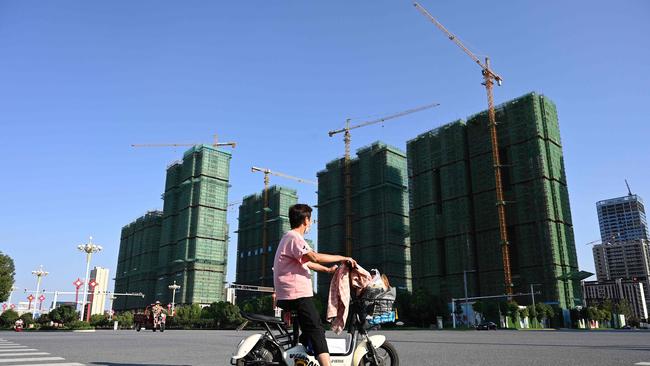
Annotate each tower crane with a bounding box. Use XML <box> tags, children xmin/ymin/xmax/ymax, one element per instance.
<box><xmin>251</xmin><ymin>166</ymin><xmax>317</xmax><ymax>285</ymax></box>
<box><xmin>413</xmin><ymin>2</ymin><xmax>512</xmax><ymax>295</ymax></box>
<box><xmin>131</xmin><ymin>134</ymin><xmax>236</xmax><ymax>149</ymax></box>
<box><xmin>328</xmin><ymin>102</ymin><xmax>440</xmax><ymax>257</ymax></box>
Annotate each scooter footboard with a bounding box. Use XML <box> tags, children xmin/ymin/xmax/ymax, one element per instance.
<box><xmin>352</xmin><ymin>335</ymin><xmax>386</xmax><ymax>366</ymax></box>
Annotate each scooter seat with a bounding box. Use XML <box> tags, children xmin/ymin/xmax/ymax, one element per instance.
<box><xmin>241</xmin><ymin>312</ymin><xmax>284</xmax><ymax>324</ymax></box>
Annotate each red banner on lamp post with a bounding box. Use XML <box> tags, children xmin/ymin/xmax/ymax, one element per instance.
<box><xmin>73</xmin><ymin>278</ymin><xmax>83</xmax><ymax>310</ymax></box>
<box><xmin>27</xmin><ymin>294</ymin><xmax>34</xmax><ymax>310</ymax></box>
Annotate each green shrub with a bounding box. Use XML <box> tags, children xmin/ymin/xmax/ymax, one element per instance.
<box><xmin>49</xmin><ymin>305</ymin><xmax>78</xmax><ymax>324</ymax></box>
<box><xmin>89</xmin><ymin>314</ymin><xmax>110</xmax><ymax>327</ymax></box>
<box><xmin>0</xmin><ymin>309</ymin><xmax>19</xmax><ymax>327</ymax></box>
<box><xmin>65</xmin><ymin>320</ymin><xmax>92</xmax><ymax>330</ymax></box>
<box><xmin>114</xmin><ymin>311</ymin><xmax>133</xmax><ymax>328</ymax></box>
<box><xmin>19</xmin><ymin>312</ymin><xmax>34</xmax><ymax>326</ymax></box>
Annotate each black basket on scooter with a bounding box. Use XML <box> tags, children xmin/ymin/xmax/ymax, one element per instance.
<box><xmin>360</xmin><ymin>287</ymin><xmax>396</xmax><ymax>326</ymax></box>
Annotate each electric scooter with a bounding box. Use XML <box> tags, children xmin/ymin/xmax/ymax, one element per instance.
<box><xmin>230</xmin><ymin>279</ymin><xmax>398</xmax><ymax>365</ymax></box>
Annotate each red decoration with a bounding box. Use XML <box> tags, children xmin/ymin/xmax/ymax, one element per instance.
<box><xmin>89</xmin><ymin>280</ymin><xmax>97</xmax><ymax>288</ymax></box>
<box><xmin>10</xmin><ymin>304</ymin><xmax>15</xmax><ymax>309</ymax></box>
<box><xmin>39</xmin><ymin>295</ymin><xmax>46</xmax><ymax>301</ymax></box>
<box><xmin>27</xmin><ymin>294</ymin><xmax>34</xmax><ymax>302</ymax></box>
<box><xmin>1</xmin><ymin>303</ymin><xmax>6</xmax><ymax>311</ymax></box>
<box><xmin>73</xmin><ymin>278</ymin><xmax>83</xmax><ymax>289</ymax></box>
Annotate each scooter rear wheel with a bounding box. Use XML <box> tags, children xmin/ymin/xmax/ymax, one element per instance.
<box><xmin>359</xmin><ymin>341</ymin><xmax>399</xmax><ymax>366</ymax></box>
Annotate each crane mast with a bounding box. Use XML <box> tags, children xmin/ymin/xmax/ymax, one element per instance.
<box><xmin>328</xmin><ymin>102</ymin><xmax>439</xmax><ymax>257</ymax></box>
<box><xmin>251</xmin><ymin>166</ymin><xmax>316</xmax><ymax>286</ymax></box>
<box><xmin>413</xmin><ymin>2</ymin><xmax>512</xmax><ymax>295</ymax></box>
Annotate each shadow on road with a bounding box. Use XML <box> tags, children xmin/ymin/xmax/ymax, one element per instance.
<box><xmin>92</xmin><ymin>363</ymin><xmax>191</xmax><ymax>366</ymax></box>
<box><xmin>389</xmin><ymin>340</ymin><xmax>650</xmax><ymax>352</ymax></box>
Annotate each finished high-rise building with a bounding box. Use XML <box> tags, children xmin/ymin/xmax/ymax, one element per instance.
<box><xmin>593</xmin><ymin>191</ymin><xmax>650</xmax><ymax>301</ymax></box>
<box><xmin>407</xmin><ymin>92</ymin><xmax>581</xmax><ymax>309</ymax></box>
<box><xmin>596</xmin><ymin>193</ymin><xmax>649</xmax><ymax>243</ymax></box>
<box><xmin>317</xmin><ymin>142</ymin><xmax>412</xmax><ymax>297</ymax></box>
<box><xmin>114</xmin><ymin>145</ymin><xmax>232</xmax><ymax>311</ymax></box>
<box><xmin>236</xmin><ymin>185</ymin><xmax>298</xmax><ymax>287</ymax></box>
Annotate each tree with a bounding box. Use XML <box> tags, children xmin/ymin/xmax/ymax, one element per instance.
<box><xmin>472</xmin><ymin>300</ymin><xmax>485</xmax><ymax>315</ymax></box>
<box><xmin>115</xmin><ymin>311</ymin><xmax>133</xmax><ymax>328</ymax></box>
<box><xmin>615</xmin><ymin>299</ymin><xmax>633</xmax><ymax>321</ymax></box>
<box><xmin>202</xmin><ymin>301</ymin><xmax>244</xmax><ymax>329</ymax></box>
<box><xmin>49</xmin><ymin>305</ymin><xmax>79</xmax><ymax>324</ymax></box>
<box><xmin>175</xmin><ymin>304</ymin><xmax>202</xmax><ymax>322</ymax></box>
<box><xmin>0</xmin><ymin>309</ymin><xmax>19</xmax><ymax>327</ymax></box>
<box><xmin>0</xmin><ymin>251</ymin><xmax>15</xmax><ymax>302</ymax></box>
<box><xmin>410</xmin><ymin>288</ymin><xmax>436</xmax><ymax>327</ymax></box>
<box><xmin>19</xmin><ymin>313</ymin><xmax>34</xmax><ymax>326</ymax></box>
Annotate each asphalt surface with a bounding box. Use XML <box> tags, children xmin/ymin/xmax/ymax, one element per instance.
<box><xmin>1</xmin><ymin>328</ymin><xmax>650</xmax><ymax>366</ymax></box>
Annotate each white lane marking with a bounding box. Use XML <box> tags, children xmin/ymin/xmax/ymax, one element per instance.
<box><xmin>8</xmin><ymin>364</ymin><xmax>85</xmax><ymax>366</ymax></box>
<box><xmin>634</xmin><ymin>363</ymin><xmax>650</xmax><ymax>365</ymax></box>
<box><xmin>0</xmin><ymin>352</ymin><xmax>50</xmax><ymax>357</ymax></box>
<box><xmin>0</xmin><ymin>357</ymin><xmax>64</xmax><ymax>363</ymax></box>
<box><xmin>0</xmin><ymin>349</ymin><xmax>38</xmax><ymax>353</ymax></box>
<box><xmin>0</xmin><ymin>346</ymin><xmax>27</xmax><ymax>349</ymax></box>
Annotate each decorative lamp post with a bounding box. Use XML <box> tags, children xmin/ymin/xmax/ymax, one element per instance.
<box><xmin>86</xmin><ymin>279</ymin><xmax>97</xmax><ymax>322</ymax></box>
<box><xmin>73</xmin><ymin>278</ymin><xmax>84</xmax><ymax>310</ymax></box>
<box><xmin>168</xmin><ymin>281</ymin><xmax>181</xmax><ymax>316</ymax></box>
<box><xmin>31</xmin><ymin>265</ymin><xmax>49</xmax><ymax>312</ymax></box>
<box><xmin>77</xmin><ymin>236</ymin><xmax>102</xmax><ymax>321</ymax></box>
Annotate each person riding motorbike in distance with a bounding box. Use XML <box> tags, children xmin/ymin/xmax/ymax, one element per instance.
<box><xmin>152</xmin><ymin>300</ymin><xmax>165</xmax><ymax>326</ymax></box>
<box><xmin>273</xmin><ymin>203</ymin><xmax>358</xmax><ymax>366</ymax></box>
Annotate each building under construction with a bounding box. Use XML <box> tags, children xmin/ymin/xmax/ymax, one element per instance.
<box><xmin>114</xmin><ymin>145</ymin><xmax>232</xmax><ymax>310</ymax></box>
<box><xmin>317</xmin><ymin>141</ymin><xmax>412</xmax><ymax>296</ymax></box>
<box><xmin>408</xmin><ymin>92</ymin><xmax>581</xmax><ymax>309</ymax></box>
<box><xmin>114</xmin><ymin>210</ymin><xmax>163</xmax><ymax>310</ymax></box>
<box><xmin>236</xmin><ymin>185</ymin><xmax>298</xmax><ymax>287</ymax></box>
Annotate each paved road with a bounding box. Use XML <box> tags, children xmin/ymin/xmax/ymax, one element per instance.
<box><xmin>2</xmin><ymin>329</ymin><xmax>650</xmax><ymax>366</ymax></box>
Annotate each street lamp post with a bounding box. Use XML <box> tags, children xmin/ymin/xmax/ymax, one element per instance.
<box><xmin>168</xmin><ymin>281</ymin><xmax>181</xmax><ymax>315</ymax></box>
<box><xmin>109</xmin><ymin>296</ymin><xmax>117</xmax><ymax>320</ymax></box>
<box><xmin>77</xmin><ymin>236</ymin><xmax>102</xmax><ymax>321</ymax></box>
<box><xmin>463</xmin><ymin>269</ymin><xmax>477</xmax><ymax>328</ymax></box>
<box><xmin>31</xmin><ymin>265</ymin><xmax>49</xmax><ymax>312</ymax></box>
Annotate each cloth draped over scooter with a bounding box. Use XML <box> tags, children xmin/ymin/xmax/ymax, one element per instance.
<box><xmin>326</xmin><ymin>264</ymin><xmax>373</xmax><ymax>334</ymax></box>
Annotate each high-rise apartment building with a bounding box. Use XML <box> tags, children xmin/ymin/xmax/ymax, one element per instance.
<box><xmin>115</xmin><ymin>211</ymin><xmax>163</xmax><ymax>310</ymax></box>
<box><xmin>592</xmin><ymin>239</ymin><xmax>650</xmax><ymax>300</ymax></box>
<box><xmin>236</xmin><ymin>185</ymin><xmax>298</xmax><ymax>287</ymax></box>
<box><xmin>597</xmin><ymin>194</ymin><xmax>649</xmax><ymax>243</ymax></box>
<box><xmin>115</xmin><ymin>145</ymin><xmax>231</xmax><ymax>310</ymax></box>
<box><xmin>317</xmin><ymin>142</ymin><xmax>412</xmax><ymax>296</ymax></box>
<box><xmin>407</xmin><ymin>92</ymin><xmax>581</xmax><ymax>309</ymax></box>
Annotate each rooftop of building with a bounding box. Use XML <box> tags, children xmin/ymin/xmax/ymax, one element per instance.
<box><xmin>318</xmin><ymin>141</ymin><xmax>405</xmax><ymax>175</ymax></box>
<box><xmin>597</xmin><ymin>194</ymin><xmax>645</xmax><ymax>206</ymax></box>
<box><xmin>240</xmin><ymin>185</ymin><xmax>299</xmax><ymax>202</ymax></box>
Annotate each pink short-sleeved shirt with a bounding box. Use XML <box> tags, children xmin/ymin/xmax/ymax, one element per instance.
<box><xmin>273</xmin><ymin>230</ymin><xmax>314</xmax><ymax>300</ymax></box>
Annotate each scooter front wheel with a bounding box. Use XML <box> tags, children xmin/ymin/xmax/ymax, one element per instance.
<box><xmin>359</xmin><ymin>341</ymin><xmax>399</xmax><ymax>366</ymax></box>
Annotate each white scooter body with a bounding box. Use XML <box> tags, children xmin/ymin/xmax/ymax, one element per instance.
<box><xmin>231</xmin><ymin>334</ymin><xmax>386</xmax><ymax>366</ymax></box>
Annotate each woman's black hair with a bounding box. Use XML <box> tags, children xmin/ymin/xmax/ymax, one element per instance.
<box><xmin>289</xmin><ymin>204</ymin><xmax>312</xmax><ymax>229</ymax></box>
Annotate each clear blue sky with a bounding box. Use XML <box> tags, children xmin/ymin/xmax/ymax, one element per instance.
<box><xmin>1</xmin><ymin>1</ymin><xmax>648</xmax><ymax>307</ymax></box>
